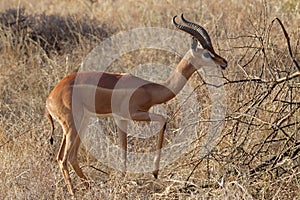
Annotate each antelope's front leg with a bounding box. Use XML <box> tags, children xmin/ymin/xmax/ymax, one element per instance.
<box><xmin>117</xmin><ymin>120</ymin><xmax>128</xmax><ymax>174</ymax></box>
<box><xmin>130</xmin><ymin>111</ymin><xmax>166</xmax><ymax>178</ymax></box>
<box><xmin>153</xmin><ymin>121</ymin><xmax>167</xmax><ymax>178</ymax></box>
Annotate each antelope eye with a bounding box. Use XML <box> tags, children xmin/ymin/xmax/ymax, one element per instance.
<box><xmin>203</xmin><ymin>51</ymin><xmax>211</xmax><ymax>59</ymax></box>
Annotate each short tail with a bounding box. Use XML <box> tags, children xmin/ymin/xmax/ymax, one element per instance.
<box><xmin>45</xmin><ymin>108</ymin><xmax>54</xmax><ymax>145</ymax></box>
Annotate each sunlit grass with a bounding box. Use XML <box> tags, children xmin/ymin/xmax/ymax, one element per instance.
<box><xmin>0</xmin><ymin>0</ymin><xmax>299</xmax><ymax>199</ymax></box>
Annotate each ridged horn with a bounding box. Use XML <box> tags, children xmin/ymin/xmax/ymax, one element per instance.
<box><xmin>180</xmin><ymin>13</ymin><xmax>212</xmax><ymax>48</ymax></box>
<box><xmin>172</xmin><ymin>15</ymin><xmax>209</xmax><ymax>49</ymax></box>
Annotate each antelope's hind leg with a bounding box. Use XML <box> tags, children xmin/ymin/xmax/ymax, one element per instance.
<box><xmin>69</xmin><ymin>134</ymin><xmax>89</xmax><ymax>189</ymax></box>
<box><xmin>57</xmin><ymin>122</ymin><xmax>76</xmax><ymax>195</ymax></box>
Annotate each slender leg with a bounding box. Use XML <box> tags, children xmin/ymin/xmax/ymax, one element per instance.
<box><xmin>57</xmin><ymin>134</ymin><xmax>66</xmax><ymax>163</ymax></box>
<box><xmin>153</xmin><ymin>122</ymin><xmax>167</xmax><ymax>178</ymax></box>
<box><xmin>66</xmin><ymin>110</ymin><xmax>90</xmax><ymax>191</ymax></box>
<box><xmin>57</xmin><ymin>134</ymin><xmax>74</xmax><ymax>194</ymax></box>
<box><xmin>69</xmin><ymin>135</ymin><xmax>89</xmax><ymax>189</ymax></box>
<box><xmin>130</xmin><ymin>111</ymin><xmax>166</xmax><ymax>178</ymax></box>
<box><xmin>68</xmin><ymin>114</ymin><xmax>89</xmax><ymax>188</ymax></box>
<box><xmin>58</xmin><ymin>125</ymin><xmax>77</xmax><ymax>196</ymax></box>
<box><xmin>55</xmin><ymin>116</ymin><xmax>75</xmax><ymax>195</ymax></box>
<box><xmin>117</xmin><ymin>120</ymin><xmax>128</xmax><ymax>174</ymax></box>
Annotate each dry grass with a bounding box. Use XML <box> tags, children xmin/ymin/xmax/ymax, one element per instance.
<box><xmin>0</xmin><ymin>0</ymin><xmax>299</xmax><ymax>199</ymax></box>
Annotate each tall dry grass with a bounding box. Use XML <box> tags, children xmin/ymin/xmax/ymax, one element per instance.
<box><xmin>0</xmin><ymin>0</ymin><xmax>299</xmax><ymax>199</ymax></box>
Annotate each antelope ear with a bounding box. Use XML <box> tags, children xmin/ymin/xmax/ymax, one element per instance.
<box><xmin>191</xmin><ymin>37</ymin><xmax>198</xmax><ymax>52</ymax></box>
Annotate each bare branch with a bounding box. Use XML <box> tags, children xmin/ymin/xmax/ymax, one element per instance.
<box><xmin>271</xmin><ymin>18</ymin><xmax>300</xmax><ymax>71</ymax></box>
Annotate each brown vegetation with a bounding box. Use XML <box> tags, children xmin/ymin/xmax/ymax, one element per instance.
<box><xmin>0</xmin><ymin>0</ymin><xmax>299</xmax><ymax>199</ymax></box>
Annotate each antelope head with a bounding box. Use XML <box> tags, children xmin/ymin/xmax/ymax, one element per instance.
<box><xmin>173</xmin><ymin>14</ymin><xmax>228</xmax><ymax>70</ymax></box>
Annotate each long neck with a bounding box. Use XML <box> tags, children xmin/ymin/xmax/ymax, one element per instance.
<box><xmin>151</xmin><ymin>50</ymin><xmax>197</xmax><ymax>104</ymax></box>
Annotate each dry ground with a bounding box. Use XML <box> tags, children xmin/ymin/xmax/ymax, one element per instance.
<box><xmin>0</xmin><ymin>0</ymin><xmax>299</xmax><ymax>199</ymax></box>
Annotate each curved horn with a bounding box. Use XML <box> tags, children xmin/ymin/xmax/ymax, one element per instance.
<box><xmin>172</xmin><ymin>15</ymin><xmax>209</xmax><ymax>49</ymax></box>
<box><xmin>181</xmin><ymin>13</ymin><xmax>212</xmax><ymax>47</ymax></box>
